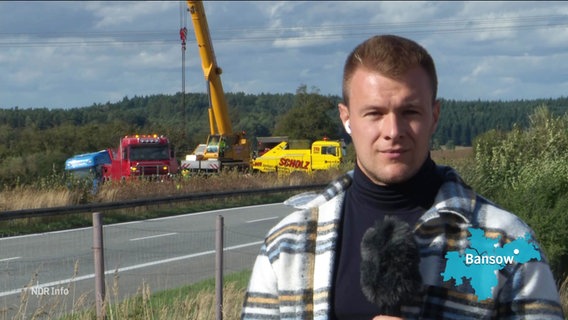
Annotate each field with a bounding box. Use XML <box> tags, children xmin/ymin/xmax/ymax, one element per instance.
<box><xmin>431</xmin><ymin>146</ymin><xmax>473</xmax><ymax>162</ymax></box>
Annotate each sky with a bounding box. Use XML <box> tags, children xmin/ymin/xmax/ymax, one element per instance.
<box><xmin>1</xmin><ymin>1</ymin><xmax>567</xmax><ymax>109</ymax></box>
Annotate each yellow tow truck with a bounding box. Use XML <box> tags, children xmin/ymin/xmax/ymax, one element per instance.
<box><xmin>252</xmin><ymin>138</ymin><xmax>345</xmax><ymax>173</ymax></box>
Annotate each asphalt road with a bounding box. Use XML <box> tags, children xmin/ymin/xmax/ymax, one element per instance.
<box><xmin>0</xmin><ymin>202</ymin><xmax>294</xmax><ymax>319</ymax></box>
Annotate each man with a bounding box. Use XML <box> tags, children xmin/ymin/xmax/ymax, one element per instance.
<box><xmin>241</xmin><ymin>35</ymin><xmax>564</xmax><ymax>319</ymax></box>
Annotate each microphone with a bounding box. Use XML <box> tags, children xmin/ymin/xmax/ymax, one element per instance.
<box><xmin>360</xmin><ymin>216</ymin><xmax>423</xmax><ymax>317</ymax></box>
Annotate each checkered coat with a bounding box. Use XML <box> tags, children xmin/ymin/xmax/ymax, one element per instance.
<box><xmin>241</xmin><ymin>166</ymin><xmax>564</xmax><ymax>319</ymax></box>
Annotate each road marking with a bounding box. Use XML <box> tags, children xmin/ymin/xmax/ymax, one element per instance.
<box><xmin>246</xmin><ymin>216</ymin><xmax>279</xmax><ymax>223</ymax></box>
<box><xmin>0</xmin><ymin>240</ymin><xmax>264</xmax><ymax>298</ymax></box>
<box><xmin>0</xmin><ymin>257</ymin><xmax>20</xmax><ymax>262</ymax></box>
<box><xmin>0</xmin><ymin>203</ymin><xmax>284</xmax><ymax>241</ymax></box>
<box><xmin>148</xmin><ymin>203</ymin><xmax>284</xmax><ymax>221</ymax></box>
<box><xmin>129</xmin><ymin>232</ymin><xmax>178</xmax><ymax>241</ymax></box>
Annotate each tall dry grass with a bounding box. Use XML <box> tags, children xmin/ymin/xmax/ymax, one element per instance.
<box><xmin>0</xmin><ymin>169</ymin><xmax>346</xmax><ymax>212</ymax></box>
<box><xmin>6</xmin><ymin>261</ymin><xmax>86</xmax><ymax>320</ymax></box>
<box><xmin>8</xmin><ymin>268</ymin><xmax>249</xmax><ymax>320</ymax></box>
<box><xmin>103</xmin><ymin>281</ymin><xmax>246</xmax><ymax>320</ymax></box>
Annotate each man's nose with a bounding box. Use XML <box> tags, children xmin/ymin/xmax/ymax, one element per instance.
<box><xmin>383</xmin><ymin>114</ymin><xmax>404</xmax><ymax>140</ymax></box>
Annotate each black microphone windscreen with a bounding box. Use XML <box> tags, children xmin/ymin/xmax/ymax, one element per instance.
<box><xmin>360</xmin><ymin>216</ymin><xmax>422</xmax><ymax>316</ymax></box>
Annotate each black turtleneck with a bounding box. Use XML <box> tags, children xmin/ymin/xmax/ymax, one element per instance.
<box><xmin>332</xmin><ymin>157</ymin><xmax>443</xmax><ymax>320</ymax></box>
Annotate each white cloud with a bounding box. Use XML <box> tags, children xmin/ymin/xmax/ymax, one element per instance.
<box><xmin>1</xmin><ymin>1</ymin><xmax>567</xmax><ymax>108</ymax></box>
<box><xmin>85</xmin><ymin>1</ymin><xmax>177</xmax><ymax>29</ymax></box>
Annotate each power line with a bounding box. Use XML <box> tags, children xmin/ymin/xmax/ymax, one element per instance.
<box><xmin>0</xmin><ymin>14</ymin><xmax>566</xmax><ymax>48</ymax></box>
<box><xmin>0</xmin><ymin>39</ymin><xmax>178</xmax><ymax>48</ymax></box>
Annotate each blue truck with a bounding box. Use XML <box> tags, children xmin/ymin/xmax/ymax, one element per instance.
<box><xmin>64</xmin><ymin>150</ymin><xmax>112</xmax><ymax>193</ymax></box>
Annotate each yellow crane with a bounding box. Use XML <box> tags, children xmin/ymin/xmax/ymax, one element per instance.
<box><xmin>181</xmin><ymin>0</ymin><xmax>251</xmax><ymax>173</ymax></box>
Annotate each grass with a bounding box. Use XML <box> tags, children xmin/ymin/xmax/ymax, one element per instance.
<box><xmin>19</xmin><ymin>270</ymin><xmax>253</xmax><ymax>320</ymax></box>
<box><xmin>0</xmin><ymin>170</ymin><xmax>339</xmax><ymax>210</ymax></box>
<box><xmin>100</xmin><ymin>270</ymin><xmax>249</xmax><ymax>320</ymax></box>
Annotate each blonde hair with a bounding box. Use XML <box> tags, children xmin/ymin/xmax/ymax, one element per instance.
<box><xmin>342</xmin><ymin>35</ymin><xmax>438</xmax><ymax>105</ymax></box>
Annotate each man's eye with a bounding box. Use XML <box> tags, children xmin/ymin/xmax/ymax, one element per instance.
<box><xmin>365</xmin><ymin>111</ymin><xmax>383</xmax><ymax>117</ymax></box>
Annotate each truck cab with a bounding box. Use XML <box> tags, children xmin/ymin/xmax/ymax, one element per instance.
<box><xmin>309</xmin><ymin>140</ymin><xmax>344</xmax><ymax>171</ymax></box>
<box><xmin>64</xmin><ymin>149</ymin><xmax>112</xmax><ymax>193</ymax></box>
<box><xmin>104</xmin><ymin>134</ymin><xmax>178</xmax><ymax>180</ymax></box>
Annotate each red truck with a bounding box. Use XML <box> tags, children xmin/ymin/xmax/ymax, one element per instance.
<box><xmin>103</xmin><ymin>134</ymin><xmax>178</xmax><ymax>181</ymax></box>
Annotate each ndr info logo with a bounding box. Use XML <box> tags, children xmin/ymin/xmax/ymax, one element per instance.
<box><xmin>28</xmin><ymin>286</ymin><xmax>70</xmax><ymax>296</ymax></box>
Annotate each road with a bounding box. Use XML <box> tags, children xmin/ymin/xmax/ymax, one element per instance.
<box><xmin>0</xmin><ymin>203</ymin><xmax>293</xmax><ymax>319</ymax></box>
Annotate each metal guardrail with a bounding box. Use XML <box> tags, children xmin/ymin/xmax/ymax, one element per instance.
<box><xmin>0</xmin><ymin>184</ymin><xmax>327</xmax><ymax>221</ymax></box>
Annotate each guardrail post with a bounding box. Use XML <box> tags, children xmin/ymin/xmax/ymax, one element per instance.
<box><xmin>93</xmin><ymin>212</ymin><xmax>106</xmax><ymax>320</ymax></box>
<box><xmin>216</xmin><ymin>215</ymin><xmax>224</xmax><ymax>320</ymax></box>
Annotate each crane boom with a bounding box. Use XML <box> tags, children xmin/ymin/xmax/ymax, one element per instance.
<box><xmin>186</xmin><ymin>0</ymin><xmax>232</xmax><ymax>135</ymax></box>
<box><xmin>181</xmin><ymin>0</ymin><xmax>251</xmax><ymax>173</ymax></box>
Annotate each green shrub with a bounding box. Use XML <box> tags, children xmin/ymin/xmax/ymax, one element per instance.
<box><xmin>470</xmin><ymin>106</ymin><xmax>568</xmax><ymax>282</ymax></box>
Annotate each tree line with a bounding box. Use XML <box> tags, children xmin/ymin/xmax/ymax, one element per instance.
<box><xmin>0</xmin><ymin>86</ymin><xmax>566</xmax><ymax>187</ymax></box>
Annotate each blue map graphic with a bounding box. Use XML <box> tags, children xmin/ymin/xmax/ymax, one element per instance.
<box><xmin>441</xmin><ymin>227</ymin><xmax>541</xmax><ymax>301</ymax></box>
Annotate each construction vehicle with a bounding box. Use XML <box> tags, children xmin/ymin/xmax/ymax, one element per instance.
<box><xmin>64</xmin><ymin>149</ymin><xmax>112</xmax><ymax>193</ymax></box>
<box><xmin>104</xmin><ymin>134</ymin><xmax>178</xmax><ymax>180</ymax></box>
<box><xmin>180</xmin><ymin>0</ymin><xmax>251</xmax><ymax>173</ymax></box>
<box><xmin>252</xmin><ymin>138</ymin><xmax>345</xmax><ymax>173</ymax></box>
